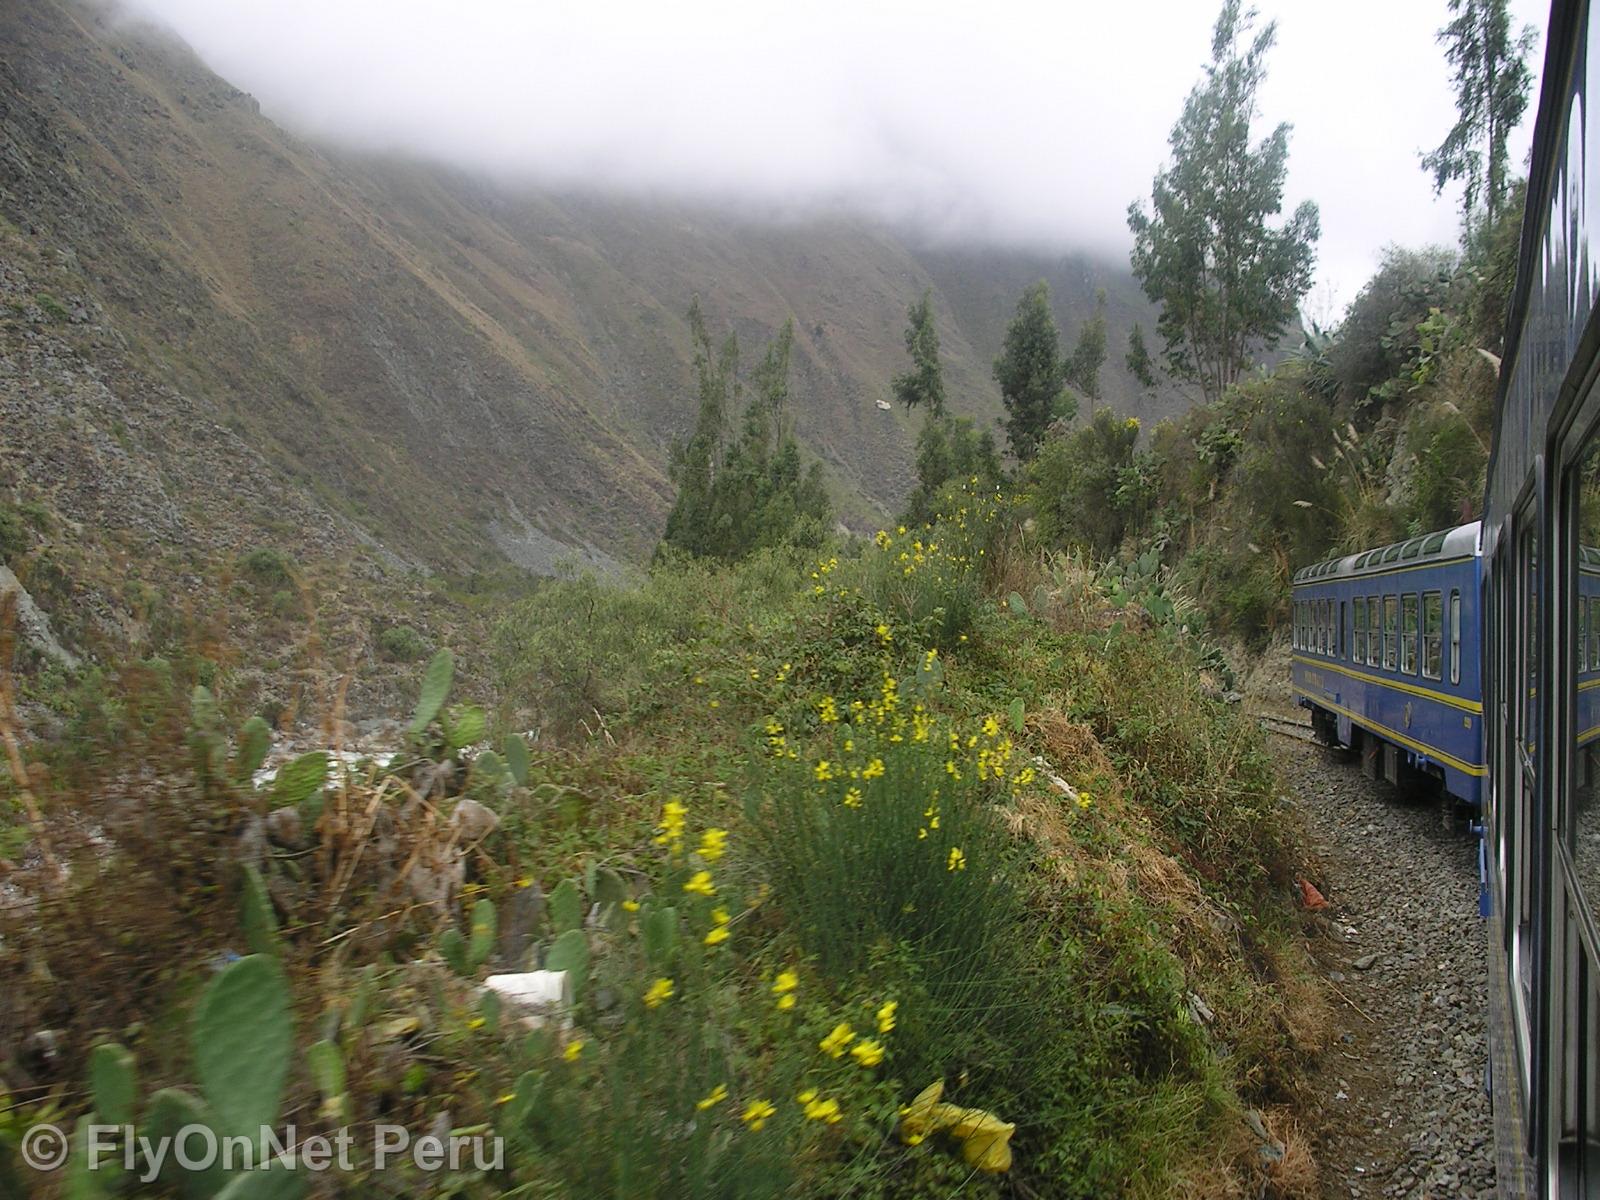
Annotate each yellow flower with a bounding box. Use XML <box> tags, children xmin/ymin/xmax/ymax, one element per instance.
<box><xmin>819</xmin><ymin>696</ymin><xmax>839</xmax><ymax>723</ymax></box>
<box><xmin>683</xmin><ymin>870</ymin><xmax>717</xmax><ymax>897</ymax></box>
<box><xmin>711</xmin><ymin>906</ymin><xmax>731</xmax><ymax>925</ymax></box>
<box><xmin>981</xmin><ymin>715</ymin><xmax>1000</xmax><ymax>738</ymax></box>
<box><xmin>947</xmin><ymin>847</ymin><xmax>967</xmax><ymax>872</ymax></box>
<box><xmin>644</xmin><ymin>977</ymin><xmax>675</xmax><ymax>1008</ymax></box>
<box><xmin>876</xmin><ymin>1000</ymin><xmax>898</xmax><ymax>1033</ymax></box>
<box><xmin>777</xmin><ymin>993</ymin><xmax>797</xmax><ymax>1010</ymax></box>
<box><xmin>563</xmin><ymin>1038</ymin><xmax>585</xmax><ymax>1062</ymax></box>
<box><xmin>773</xmin><ymin>969</ymin><xmax>799</xmax><ymax>999</ymax></box>
<box><xmin>696</xmin><ymin>1083</ymin><xmax>728</xmax><ymax>1110</ymax></box>
<box><xmin>861</xmin><ymin>758</ymin><xmax>885</xmax><ymax>780</ymax></box>
<box><xmin>842</xmin><ymin>787</ymin><xmax>863</xmax><ymax>808</ymax></box>
<box><xmin>654</xmin><ymin>798</ymin><xmax>688</xmax><ymax>852</ymax></box>
<box><xmin>467</xmin><ymin>1017</ymin><xmax>486</xmax><ymax>1030</ymax></box>
<box><xmin>814</xmin><ymin>760</ymin><xmax>835</xmax><ymax>782</ymax></box>
<box><xmin>742</xmin><ymin>1098</ymin><xmax>777</xmax><ymax>1130</ymax></box>
<box><xmin>803</xmin><ymin>1094</ymin><xmax>843</xmax><ymax>1124</ymax></box>
<box><xmin>704</xmin><ymin>925</ymin><xmax>730</xmax><ymax>946</ymax></box>
<box><xmin>621</xmin><ymin>898</ymin><xmax>640</xmax><ymax>912</ymax></box>
<box><xmin>875</xmin><ymin>623</ymin><xmax>893</xmax><ymax>645</ymax></box>
<box><xmin>819</xmin><ymin>1022</ymin><xmax>856</xmax><ymax>1058</ymax></box>
<box><xmin>850</xmin><ymin>1038</ymin><xmax>885</xmax><ymax>1067</ymax></box>
<box><xmin>697</xmin><ymin>827</ymin><xmax>729</xmax><ymax>863</ymax></box>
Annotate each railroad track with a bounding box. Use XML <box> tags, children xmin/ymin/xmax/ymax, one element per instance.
<box><xmin>1256</xmin><ymin>713</ymin><xmax>1318</xmax><ymax>742</ymax></box>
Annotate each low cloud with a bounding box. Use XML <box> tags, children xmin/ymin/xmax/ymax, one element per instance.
<box><xmin>118</xmin><ymin>0</ymin><xmax>1544</xmax><ymax>313</ymax></box>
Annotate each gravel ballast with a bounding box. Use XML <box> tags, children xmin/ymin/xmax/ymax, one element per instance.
<box><xmin>1278</xmin><ymin>737</ymin><xmax>1495</xmax><ymax>1199</ymax></box>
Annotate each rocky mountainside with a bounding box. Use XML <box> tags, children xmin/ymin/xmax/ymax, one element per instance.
<box><xmin>0</xmin><ymin>0</ymin><xmax>1189</xmax><ymax>580</ymax></box>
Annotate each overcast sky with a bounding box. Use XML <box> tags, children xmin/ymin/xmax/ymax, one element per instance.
<box><xmin>118</xmin><ymin>0</ymin><xmax>1550</xmax><ymax>318</ymax></box>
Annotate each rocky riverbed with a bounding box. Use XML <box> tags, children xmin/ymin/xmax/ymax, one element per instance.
<box><xmin>1278</xmin><ymin>736</ymin><xmax>1495</xmax><ymax>1199</ymax></box>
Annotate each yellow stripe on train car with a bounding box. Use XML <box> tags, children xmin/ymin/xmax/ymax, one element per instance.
<box><xmin>1290</xmin><ymin>655</ymin><xmax>1483</xmax><ymax>714</ymax></box>
<box><xmin>1291</xmin><ymin>686</ymin><xmax>1487</xmax><ymax>776</ymax></box>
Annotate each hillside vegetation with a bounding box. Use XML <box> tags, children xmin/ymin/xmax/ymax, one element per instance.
<box><xmin>2</xmin><ymin>481</ymin><xmax>1329</xmax><ymax>1199</ymax></box>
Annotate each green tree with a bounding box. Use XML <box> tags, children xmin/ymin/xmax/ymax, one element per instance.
<box><xmin>1125</xmin><ymin>323</ymin><xmax>1157</xmax><ymax>389</ymax></box>
<box><xmin>660</xmin><ymin>304</ymin><xmax>831</xmax><ymax>561</ymax></box>
<box><xmin>900</xmin><ymin>415</ymin><xmax>1002</xmax><ymax>527</ymax></box>
<box><xmin>1422</xmin><ymin>0</ymin><xmax>1536</xmax><ymax>226</ymax></box>
<box><xmin>892</xmin><ymin>289</ymin><xmax>946</xmax><ymax>415</ymax></box>
<box><xmin>993</xmin><ymin>282</ymin><xmax>1069</xmax><ymax>462</ymax></box>
<box><xmin>1126</xmin><ymin>0</ymin><xmax>1320</xmax><ymax>403</ymax></box>
<box><xmin>1030</xmin><ymin>408</ymin><xmax>1143</xmax><ymax>556</ymax></box>
<box><xmin>1066</xmin><ymin>289</ymin><xmax>1108</xmax><ymax>401</ymax></box>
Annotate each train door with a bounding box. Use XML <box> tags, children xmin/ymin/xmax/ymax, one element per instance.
<box><xmin>1554</xmin><ymin>420</ymin><xmax>1600</xmax><ymax>1191</ymax></box>
<box><xmin>1511</xmin><ymin>505</ymin><xmax>1540</xmax><ymax>1104</ymax></box>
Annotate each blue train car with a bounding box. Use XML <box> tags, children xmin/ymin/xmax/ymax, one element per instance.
<box><xmin>1290</xmin><ymin>521</ymin><xmax>1484</xmax><ymax>805</ymax></box>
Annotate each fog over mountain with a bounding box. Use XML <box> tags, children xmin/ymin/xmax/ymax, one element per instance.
<box><xmin>115</xmin><ymin>0</ymin><xmax>1545</xmax><ymax>315</ymax></box>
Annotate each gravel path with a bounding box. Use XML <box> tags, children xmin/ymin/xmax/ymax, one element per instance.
<box><xmin>1277</xmin><ymin>736</ymin><xmax>1495</xmax><ymax>1200</ymax></box>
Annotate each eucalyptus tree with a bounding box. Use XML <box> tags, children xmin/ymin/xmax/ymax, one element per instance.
<box><xmin>1126</xmin><ymin>0</ymin><xmax>1320</xmax><ymax>403</ymax></box>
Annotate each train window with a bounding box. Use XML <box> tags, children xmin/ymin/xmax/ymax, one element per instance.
<box><xmin>1367</xmin><ymin>595</ymin><xmax>1380</xmax><ymax>665</ymax></box>
<box><xmin>1572</xmin><ymin>439</ymin><xmax>1600</xmax><ymax>920</ymax></box>
<box><xmin>1383</xmin><ymin>596</ymin><xmax>1398</xmax><ymax>669</ymax></box>
<box><xmin>1354</xmin><ymin>597</ymin><xmax>1366</xmax><ymax>658</ymax></box>
<box><xmin>1422</xmin><ymin>531</ymin><xmax>1447</xmax><ymax>554</ymax></box>
<box><xmin>1383</xmin><ymin>543</ymin><xmax>1403</xmax><ymax>563</ymax></box>
<box><xmin>1421</xmin><ymin>592</ymin><xmax>1442</xmax><ymax>679</ymax></box>
<box><xmin>1449</xmin><ymin>590</ymin><xmax>1460</xmax><ymax>685</ymax></box>
<box><xmin>1401</xmin><ymin>537</ymin><xmax>1424</xmax><ymax>560</ymax></box>
<box><xmin>1320</xmin><ymin>599</ymin><xmax>1329</xmax><ymax>654</ymax></box>
<box><xmin>1401</xmin><ymin>594</ymin><xmax>1419</xmax><ymax>674</ymax></box>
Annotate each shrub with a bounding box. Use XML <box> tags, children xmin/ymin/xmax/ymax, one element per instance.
<box><xmin>378</xmin><ymin>624</ymin><xmax>430</xmax><ymax>662</ymax></box>
<box><xmin>494</xmin><ymin>572</ymin><xmax>680</xmax><ymax>734</ymax></box>
<box><xmin>0</xmin><ymin>504</ymin><xmax>25</xmax><ymax>562</ymax></box>
<box><xmin>237</xmin><ymin>546</ymin><xmax>295</xmax><ymax>589</ymax></box>
<box><xmin>753</xmin><ymin>682</ymin><xmax>1030</xmax><ymax>1084</ymax></box>
<box><xmin>1029</xmin><ymin>407</ymin><xmax>1143</xmax><ymax>557</ymax></box>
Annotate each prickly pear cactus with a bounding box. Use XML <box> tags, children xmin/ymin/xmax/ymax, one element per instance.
<box><xmin>88</xmin><ymin>1042</ymin><xmax>137</xmax><ymax>1125</ymax></box>
<box><xmin>409</xmin><ymin>648</ymin><xmax>455</xmax><ymax>734</ymax></box>
<box><xmin>440</xmin><ymin>927</ymin><xmax>470</xmax><ymax>976</ymax></box>
<box><xmin>192</xmin><ymin>955</ymin><xmax>291</xmax><ymax>1148</ymax></box>
<box><xmin>545</xmin><ymin>929</ymin><xmax>589</xmax><ymax>1002</ymax></box>
<box><xmin>231</xmin><ymin>717</ymin><xmax>273</xmax><ymax>786</ymax></box>
<box><xmin>503</xmin><ymin>734</ymin><xmax>531</xmax><ymax>787</ymax></box>
<box><xmin>548</xmin><ymin>879</ymin><xmax>582</xmax><ymax>933</ymax></box>
<box><xmin>239</xmin><ymin>865</ymin><xmax>279</xmax><ymax>958</ymax></box>
<box><xmin>469</xmin><ymin>899</ymin><xmax>497</xmax><ymax>970</ymax></box>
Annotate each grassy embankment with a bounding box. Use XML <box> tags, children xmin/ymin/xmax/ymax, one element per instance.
<box><xmin>1</xmin><ymin>483</ymin><xmax>1325</xmax><ymax>1199</ymax></box>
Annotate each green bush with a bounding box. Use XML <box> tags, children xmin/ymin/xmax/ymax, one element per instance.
<box><xmin>494</xmin><ymin>572</ymin><xmax>680</xmax><ymax>734</ymax></box>
<box><xmin>1029</xmin><ymin>407</ymin><xmax>1143</xmax><ymax>556</ymax></box>
<box><xmin>377</xmin><ymin>624</ymin><xmax>430</xmax><ymax>662</ymax></box>
<box><xmin>238</xmin><ymin>546</ymin><xmax>296</xmax><ymax>589</ymax></box>
<box><xmin>0</xmin><ymin>504</ymin><xmax>26</xmax><ymax>562</ymax></box>
<box><xmin>753</xmin><ymin>688</ymin><xmax>1027</xmax><ymax>1084</ymax></box>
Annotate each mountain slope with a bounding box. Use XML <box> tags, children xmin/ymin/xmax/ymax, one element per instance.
<box><xmin>0</xmin><ymin>0</ymin><xmax>1188</xmax><ymax>575</ymax></box>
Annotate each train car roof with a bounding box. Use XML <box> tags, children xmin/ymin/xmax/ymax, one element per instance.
<box><xmin>1291</xmin><ymin>520</ymin><xmax>1480</xmax><ymax>586</ymax></box>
